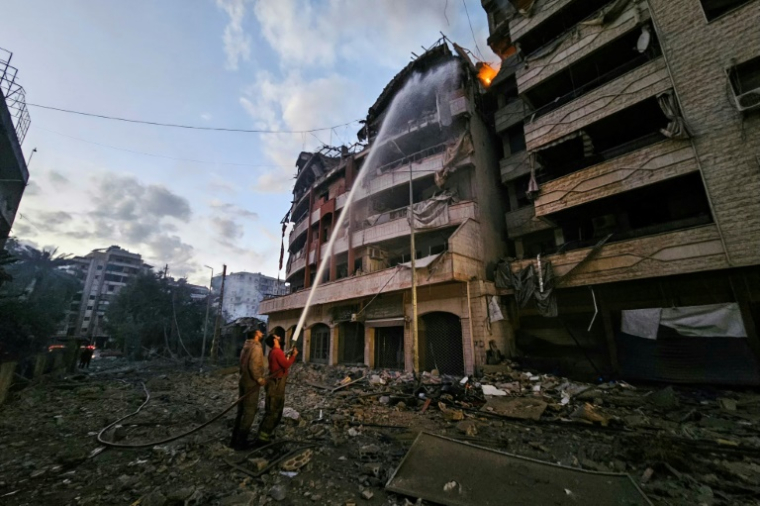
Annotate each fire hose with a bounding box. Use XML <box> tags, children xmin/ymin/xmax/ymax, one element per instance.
<box><xmin>96</xmin><ymin>359</ymin><xmax>296</xmax><ymax>449</ymax></box>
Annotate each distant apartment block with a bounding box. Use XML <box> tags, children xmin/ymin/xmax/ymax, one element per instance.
<box><xmin>0</xmin><ymin>47</ymin><xmax>31</xmax><ymax>249</ymax></box>
<box><xmin>212</xmin><ymin>271</ymin><xmax>287</xmax><ymax>322</ymax></box>
<box><xmin>58</xmin><ymin>246</ymin><xmax>151</xmax><ymax>344</ymax></box>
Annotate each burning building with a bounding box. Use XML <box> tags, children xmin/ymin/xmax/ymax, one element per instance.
<box><xmin>259</xmin><ymin>41</ymin><xmax>512</xmax><ymax>375</ymax></box>
<box><xmin>481</xmin><ymin>0</ymin><xmax>760</xmax><ymax>383</ymax></box>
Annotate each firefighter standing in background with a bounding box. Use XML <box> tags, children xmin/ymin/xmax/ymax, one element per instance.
<box><xmin>257</xmin><ymin>328</ymin><xmax>297</xmax><ymax>444</ymax></box>
<box><xmin>230</xmin><ymin>322</ymin><xmax>267</xmax><ymax>450</ymax></box>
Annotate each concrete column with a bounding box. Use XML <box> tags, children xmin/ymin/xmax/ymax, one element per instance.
<box><xmin>365</xmin><ymin>327</ymin><xmax>375</xmax><ymax>368</ymax></box>
<box><xmin>303</xmin><ymin>327</ymin><xmax>312</xmax><ymax>364</ymax></box>
<box><xmin>329</xmin><ymin>325</ymin><xmax>340</xmax><ymax>365</ymax></box>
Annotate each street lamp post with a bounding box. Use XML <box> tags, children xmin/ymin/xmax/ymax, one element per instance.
<box><xmin>200</xmin><ymin>265</ymin><xmax>213</xmax><ymax>370</ymax></box>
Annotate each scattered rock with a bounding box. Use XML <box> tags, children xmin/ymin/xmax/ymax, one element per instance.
<box><xmin>640</xmin><ymin>468</ymin><xmax>654</xmax><ymax>484</ymax></box>
<box><xmin>456</xmin><ymin>420</ymin><xmax>478</xmax><ymax>436</ymax></box>
<box><xmin>220</xmin><ymin>491</ymin><xmax>256</xmax><ymax>506</ymax></box>
<box><xmin>443</xmin><ymin>481</ymin><xmax>458</xmax><ymax>492</ymax></box>
<box><xmin>648</xmin><ymin>387</ymin><xmax>679</xmax><ymax>409</ymax></box>
<box><xmin>361</xmin><ymin>489</ymin><xmax>374</xmax><ymax>500</ymax></box>
<box><xmin>269</xmin><ymin>485</ymin><xmax>287</xmax><ymax>502</ymax></box>
<box><xmin>718</xmin><ymin>398</ymin><xmax>737</xmax><ymax>411</ymax></box>
<box><xmin>249</xmin><ymin>457</ymin><xmax>269</xmax><ymax>472</ymax></box>
<box><xmin>141</xmin><ymin>490</ymin><xmax>167</xmax><ymax>506</ymax></box>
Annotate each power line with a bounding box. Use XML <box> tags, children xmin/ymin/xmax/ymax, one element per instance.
<box><xmin>26</xmin><ymin>103</ymin><xmax>361</xmax><ymax>134</ymax></box>
<box><xmin>36</xmin><ymin>126</ymin><xmax>289</xmax><ymax>168</ymax></box>
<box><xmin>462</xmin><ymin>0</ymin><xmax>485</xmax><ymax>61</ymax></box>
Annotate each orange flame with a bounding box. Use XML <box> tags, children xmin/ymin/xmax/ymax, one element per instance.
<box><xmin>476</xmin><ymin>62</ymin><xmax>499</xmax><ymax>88</ymax></box>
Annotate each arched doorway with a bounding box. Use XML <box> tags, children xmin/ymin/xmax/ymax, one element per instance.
<box><xmin>339</xmin><ymin>322</ymin><xmax>365</xmax><ymax>364</ymax></box>
<box><xmin>310</xmin><ymin>323</ymin><xmax>330</xmax><ymax>364</ymax></box>
<box><xmin>287</xmin><ymin>325</ymin><xmax>304</xmax><ymax>362</ymax></box>
<box><xmin>419</xmin><ymin>312</ymin><xmax>464</xmax><ymax>375</ymax></box>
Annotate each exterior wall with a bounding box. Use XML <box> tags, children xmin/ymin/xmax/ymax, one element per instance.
<box><xmin>517</xmin><ymin>2</ymin><xmax>650</xmax><ymax>92</ymax></box>
<box><xmin>525</xmin><ymin>57</ymin><xmax>671</xmax><ymax>150</ymax></box>
<box><xmin>648</xmin><ymin>0</ymin><xmax>760</xmax><ymax>267</ymax></box>
<box><xmin>496</xmin><ymin>99</ymin><xmax>529</xmax><ymax>133</ymax></box>
<box><xmin>506</xmin><ymin>205</ymin><xmax>554</xmax><ymax>238</ymax></box>
<box><xmin>469</xmin><ymin>99</ymin><xmax>511</xmax><ymax>270</ymax></box>
<box><xmin>534</xmin><ymin>139</ymin><xmax>698</xmax><ymax>215</ymax></box>
<box><xmin>213</xmin><ymin>272</ymin><xmax>287</xmax><ymax>322</ymax></box>
<box><xmin>510</xmin><ymin>224</ymin><xmax>728</xmax><ymax>286</ymax></box>
<box><xmin>501</xmin><ymin>151</ymin><xmax>532</xmax><ymax>183</ymax></box>
<box><xmin>509</xmin><ymin>0</ymin><xmax>575</xmax><ymax>42</ymax></box>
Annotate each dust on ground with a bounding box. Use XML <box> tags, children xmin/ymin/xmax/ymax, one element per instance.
<box><xmin>1</xmin><ymin>357</ymin><xmax>760</xmax><ymax>506</ymax></box>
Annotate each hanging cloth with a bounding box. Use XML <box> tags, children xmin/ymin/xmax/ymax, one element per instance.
<box><xmin>657</xmin><ymin>90</ymin><xmax>691</xmax><ymax>140</ymax></box>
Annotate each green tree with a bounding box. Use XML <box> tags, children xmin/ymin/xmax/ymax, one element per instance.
<box><xmin>0</xmin><ymin>240</ymin><xmax>79</xmax><ymax>361</ymax></box>
<box><xmin>105</xmin><ymin>272</ymin><xmax>214</xmax><ymax>360</ymax></box>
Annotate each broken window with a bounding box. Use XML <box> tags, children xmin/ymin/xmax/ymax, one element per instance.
<box><xmin>517</xmin><ymin>0</ymin><xmax>615</xmax><ymax>58</ymax></box>
<box><xmin>504</xmin><ymin>124</ymin><xmax>527</xmax><ymax>156</ymax></box>
<box><xmin>700</xmin><ymin>0</ymin><xmax>755</xmax><ymax>21</ymax></box>
<box><xmin>728</xmin><ymin>55</ymin><xmax>760</xmax><ymax>113</ymax></box>
<box><xmin>536</xmin><ymin>97</ymin><xmax>669</xmax><ymax>182</ymax></box>
<box><xmin>550</xmin><ymin>173</ymin><xmax>713</xmax><ymax>252</ymax></box>
<box><xmin>520</xmin><ymin>229</ymin><xmax>558</xmax><ymax>257</ymax></box>
<box><xmin>525</xmin><ymin>24</ymin><xmax>661</xmax><ymax>117</ymax></box>
<box><xmin>512</xmin><ymin>174</ymin><xmax>533</xmax><ymax>210</ymax></box>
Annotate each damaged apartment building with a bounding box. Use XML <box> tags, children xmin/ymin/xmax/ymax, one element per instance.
<box><xmin>0</xmin><ymin>47</ymin><xmax>30</xmax><ymax>249</ymax></box>
<box><xmin>259</xmin><ymin>42</ymin><xmax>512</xmax><ymax>375</ymax></box>
<box><xmin>481</xmin><ymin>0</ymin><xmax>760</xmax><ymax>383</ymax></box>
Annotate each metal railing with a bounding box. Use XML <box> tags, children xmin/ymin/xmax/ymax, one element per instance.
<box><xmin>0</xmin><ymin>48</ymin><xmax>30</xmax><ymax>145</ymax></box>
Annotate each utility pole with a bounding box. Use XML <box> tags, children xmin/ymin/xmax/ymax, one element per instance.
<box><xmin>210</xmin><ymin>264</ymin><xmax>226</xmax><ymax>364</ymax></box>
<box><xmin>409</xmin><ymin>164</ymin><xmax>420</xmax><ymax>374</ymax></box>
<box><xmin>200</xmin><ymin>265</ymin><xmax>213</xmax><ymax>370</ymax></box>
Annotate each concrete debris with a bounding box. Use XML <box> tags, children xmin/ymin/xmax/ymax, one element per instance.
<box><xmin>2</xmin><ymin>358</ymin><xmax>760</xmax><ymax>506</ymax></box>
<box><xmin>481</xmin><ymin>384</ymin><xmax>507</xmax><ymax>396</ymax></box>
<box><xmin>269</xmin><ymin>485</ymin><xmax>287</xmax><ymax>501</ymax></box>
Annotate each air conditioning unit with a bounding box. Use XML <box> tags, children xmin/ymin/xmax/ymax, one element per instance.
<box><xmin>734</xmin><ymin>87</ymin><xmax>760</xmax><ymax>112</ymax></box>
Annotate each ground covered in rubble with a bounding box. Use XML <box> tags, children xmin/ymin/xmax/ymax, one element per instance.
<box><xmin>1</xmin><ymin>358</ymin><xmax>760</xmax><ymax>506</ymax></box>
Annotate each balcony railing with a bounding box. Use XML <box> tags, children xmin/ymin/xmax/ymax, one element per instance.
<box><xmin>532</xmin><ymin>53</ymin><xmax>658</xmax><ymax>120</ymax></box>
<box><xmin>0</xmin><ymin>48</ymin><xmax>30</xmax><ymax>145</ymax></box>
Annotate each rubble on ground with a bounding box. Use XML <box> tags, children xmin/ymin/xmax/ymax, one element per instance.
<box><xmin>0</xmin><ymin>357</ymin><xmax>759</xmax><ymax>505</ymax></box>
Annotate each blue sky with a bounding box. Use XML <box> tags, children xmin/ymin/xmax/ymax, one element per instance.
<box><xmin>2</xmin><ymin>0</ymin><xmax>491</xmax><ymax>284</ymax></box>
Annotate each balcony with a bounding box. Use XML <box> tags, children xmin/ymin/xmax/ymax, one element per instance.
<box><xmin>506</xmin><ymin>205</ymin><xmax>554</xmax><ymax>238</ymax></box>
<box><xmin>495</xmin><ymin>99</ymin><xmax>528</xmax><ymax>133</ymax></box>
<box><xmin>517</xmin><ymin>3</ymin><xmax>650</xmax><ymax>93</ymax></box>
<box><xmin>534</xmin><ymin>139</ymin><xmax>698</xmax><ymax>217</ymax></box>
<box><xmin>508</xmin><ymin>225</ymin><xmax>727</xmax><ymax>287</ymax></box>
<box><xmin>288</xmin><ymin>251</ymin><xmax>306</xmax><ymax>276</ymax></box>
<box><xmin>289</xmin><ymin>216</ymin><xmax>309</xmax><ymax>246</ymax></box>
<box><xmin>354</xmin><ymin>150</ymin><xmax>473</xmax><ymax>201</ymax></box>
<box><xmin>500</xmin><ymin>151</ymin><xmax>532</xmax><ymax>183</ymax></box>
<box><xmin>524</xmin><ymin>57</ymin><xmax>670</xmax><ymax>151</ymax></box>
<box><xmin>310</xmin><ymin>207</ymin><xmax>321</xmax><ymax>225</ymax></box>
<box><xmin>352</xmin><ymin>201</ymin><xmax>478</xmax><ymax>248</ymax></box>
<box><xmin>336</xmin><ymin>192</ymin><xmax>348</xmax><ymax>211</ymax></box>
<box><xmin>509</xmin><ymin>0</ymin><xmax>575</xmax><ymax>43</ymax></box>
<box><xmin>261</xmin><ymin>219</ymin><xmax>483</xmax><ymax>314</ymax></box>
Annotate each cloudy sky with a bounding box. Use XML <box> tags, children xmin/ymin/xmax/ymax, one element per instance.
<box><xmin>2</xmin><ymin>0</ymin><xmax>491</xmax><ymax>284</ymax></box>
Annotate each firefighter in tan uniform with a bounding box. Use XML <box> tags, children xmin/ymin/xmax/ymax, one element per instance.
<box><xmin>230</xmin><ymin>322</ymin><xmax>267</xmax><ymax>450</ymax></box>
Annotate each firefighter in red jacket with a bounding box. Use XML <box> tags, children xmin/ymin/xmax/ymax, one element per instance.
<box><xmin>257</xmin><ymin>327</ymin><xmax>298</xmax><ymax>443</ymax></box>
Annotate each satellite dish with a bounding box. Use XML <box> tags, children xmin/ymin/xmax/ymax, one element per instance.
<box><xmin>637</xmin><ymin>26</ymin><xmax>651</xmax><ymax>53</ymax></box>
